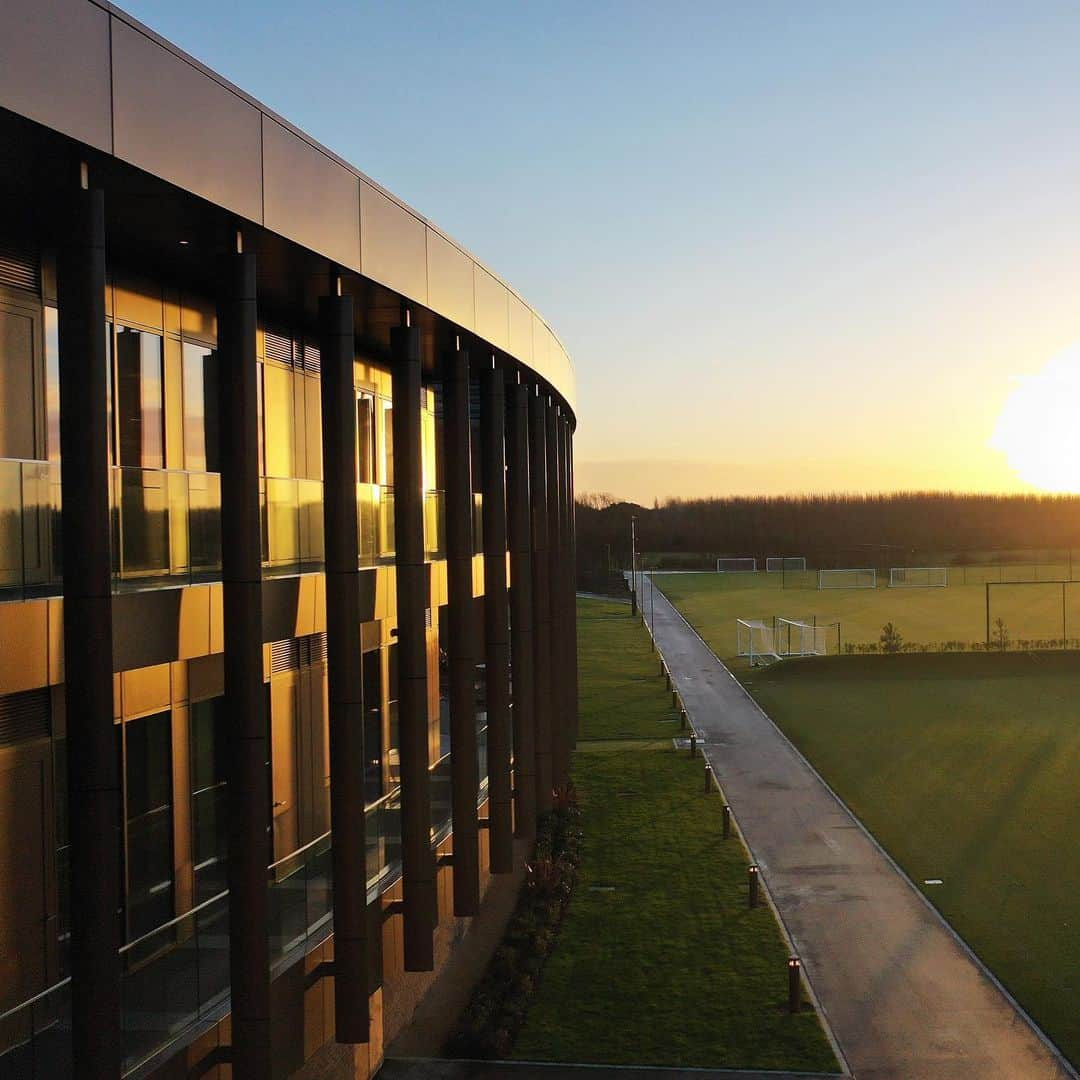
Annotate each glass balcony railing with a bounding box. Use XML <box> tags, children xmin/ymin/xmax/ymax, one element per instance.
<box><xmin>0</xmin><ymin>978</ymin><xmax>72</xmax><ymax>1078</ymax></box>
<box><xmin>472</xmin><ymin>492</ymin><xmax>484</xmax><ymax>555</ymax></box>
<box><xmin>112</xmin><ymin>467</ymin><xmax>222</xmax><ymax>590</ymax></box>
<box><xmin>120</xmin><ymin>890</ymin><xmax>230</xmax><ymax>1074</ymax></box>
<box><xmin>429</xmin><ymin>753</ymin><xmax>453</xmax><ymax>843</ymax></box>
<box><xmin>268</xmin><ymin>832</ymin><xmax>333</xmax><ymax>966</ymax></box>
<box><xmin>366</xmin><ymin>787</ymin><xmax>401</xmax><ymax>891</ymax></box>
<box><xmin>0</xmin><ymin>461</ymin><xmax>453</xmax><ymax>602</ymax></box>
<box><xmin>0</xmin><ymin>749</ymin><xmax>500</xmax><ymax>1076</ymax></box>
<box><xmin>261</xmin><ymin>477</ymin><xmax>325</xmax><ymax>576</ymax></box>
<box><xmin>0</xmin><ymin>458</ymin><xmax>61</xmax><ymax>600</ymax></box>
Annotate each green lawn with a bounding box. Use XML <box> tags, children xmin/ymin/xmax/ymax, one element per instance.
<box><xmin>657</xmin><ymin>570</ymin><xmax>1080</xmax><ymax>656</ymax></box>
<box><xmin>663</xmin><ymin>586</ymin><xmax>1080</xmax><ymax>1069</ymax></box>
<box><xmin>512</xmin><ymin>598</ymin><xmax>839</xmax><ymax>1072</ymax></box>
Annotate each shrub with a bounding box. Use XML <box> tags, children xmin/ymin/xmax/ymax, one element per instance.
<box><xmin>445</xmin><ymin>790</ymin><xmax>583</xmax><ymax>1059</ymax></box>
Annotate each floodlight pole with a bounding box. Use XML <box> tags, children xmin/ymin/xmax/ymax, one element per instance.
<box><xmin>630</xmin><ymin>515</ymin><xmax>638</xmax><ymax>616</ymax></box>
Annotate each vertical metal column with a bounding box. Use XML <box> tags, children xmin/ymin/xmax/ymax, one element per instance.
<box><xmin>56</xmin><ymin>176</ymin><xmax>121</xmax><ymax>1079</ymax></box>
<box><xmin>318</xmin><ymin>287</ymin><xmax>369</xmax><ymax>1041</ymax></box>
<box><xmin>481</xmin><ymin>361</ymin><xmax>513</xmax><ymax>872</ymax></box>
<box><xmin>545</xmin><ymin>400</ymin><xmax>564</xmax><ymax>791</ymax></box>
<box><xmin>506</xmin><ymin>381</ymin><xmax>537</xmax><ymax>838</ymax></box>
<box><xmin>563</xmin><ymin>415</ymin><xmax>579</xmax><ymax>751</ymax></box>
<box><xmin>528</xmin><ymin>389</ymin><xmax>553</xmax><ymax>816</ymax></box>
<box><xmin>217</xmin><ymin>244</ymin><xmax>272</xmax><ymax>1076</ymax></box>
<box><xmin>443</xmin><ymin>342</ymin><xmax>480</xmax><ymax>915</ymax></box>
<box><xmin>567</xmin><ymin>421</ymin><xmax>579</xmax><ymax>744</ymax></box>
<box><xmin>391</xmin><ymin>319</ymin><xmax>436</xmax><ymax>970</ymax></box>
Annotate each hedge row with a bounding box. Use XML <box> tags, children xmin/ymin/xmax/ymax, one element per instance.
<box><xmin>445</xmin><ymin>787</ymin><xmax>582</xmax><ymax>1059</ymax></box>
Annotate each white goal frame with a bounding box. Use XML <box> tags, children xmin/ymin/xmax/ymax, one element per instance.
<box><xmin>717</xmin><ymin>557</ymin><xmax>757</xmax><ymax>573</ymax></box>
<box><xmin>736</xmin><ymin>619</ymin><xmax>780</xmax><ymax>663</ymax></box>
<box><xmin>776</xmin><ymin>618</ymin><xmax>830</xmax><ymax>656</ymax></box>
<box><xmin>889</xmin><ymin>567</ymin><xmax>948</xmax><ymax>588</ymax></box>
<box><xmin>766</xmin><ymin>556</ymin><xmax>807</xmax><ymax>572</ymax></box>
<box><xmin>818</xmin><ymin>568</ymin><xmax>876</xmax><ymax>590</ymax></box>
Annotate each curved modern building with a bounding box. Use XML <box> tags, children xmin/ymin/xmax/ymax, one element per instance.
<box><xmin>0</xmin><ymin>2</ymin><xmax>578</xmax><ymax>1076</ymax></box>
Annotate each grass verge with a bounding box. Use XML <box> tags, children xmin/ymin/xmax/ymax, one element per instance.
<box><xmin>734</xmin><ymin>649</ymin><xmax>1080</xmax><ymax>1069</ymax></box>
<box><xmin>510</xmin><ymin>598</ymin><xmax>839</xmax><ymax>1071</ymax></box>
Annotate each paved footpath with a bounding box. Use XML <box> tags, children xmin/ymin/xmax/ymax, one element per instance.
<box><xmin>646</xmin><ymin>581</ymin><xmax>1075</xmax><ymax>1080</ymax></box>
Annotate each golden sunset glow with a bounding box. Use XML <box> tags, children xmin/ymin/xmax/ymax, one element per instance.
<box><xmin>990</xmin><ymin>346</ymin><xmax>1080</xmax><ymax>494</ymax></box>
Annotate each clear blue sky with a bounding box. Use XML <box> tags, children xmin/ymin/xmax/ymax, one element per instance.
<box><xmin>122</xmin><ymin>1</ymin><xmax>1080</xmax><ymax>501</ymax></box>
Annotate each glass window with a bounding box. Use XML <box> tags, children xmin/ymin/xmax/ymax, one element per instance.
<box><xmin>45</xmin><ymin>306</ymin><xmax>59</xmax><ymax>463</ymax></box>
<box><xmin>190</xmin><ymin>697</ymin><xmax>228</xmax><ymax>903</ymax></box>
<box><xmin>115</xmin><ymin>326</ymin><xmax>164</xmax><ymax>469</ymax></box>
<box><xmin>380</xmin><ymin>399</ymin><xmax>393</xmax><ymax>486</ymax></box>
<box><xmin>124</xmin><ymin>711</ymin><xmax>173</xmax><ymax>940</ymax></box>
<box><xmin>262</xmin><ymin>363</ymin><xmax>294</xmax><ymax>478</ymax></box>
<box><xmin>363</xmin><ymin>649</ymin><xmax>383</xmax><ymax>803</ymax></box>
<box><xmin>357</xmin><ymin>391</ymin><xmax>375</xmax><ymax>485</ymax></box>
<box><xmin>182</xmin><ymin>342</ymin><xmax>220</xmax><ymax>472</ymax></box>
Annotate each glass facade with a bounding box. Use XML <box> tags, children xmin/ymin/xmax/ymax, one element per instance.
<box><xmin>0</xmin><ymin>221</ymin><xmax>564</xmax><ymax>1080</ymax></box>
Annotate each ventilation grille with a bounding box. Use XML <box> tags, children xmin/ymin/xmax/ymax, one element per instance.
<box><xmin>425</xmin><ymin>607</ymin><xmax>433</xmax><ymax>629</ymax></box>
<box><xmin>270</xmin><ymin>633</ymin><xmax>327</xmax><ymax>673</ymax></box>
<box><xmin>0</xmin><ymin>688</ymin><xmax>50</xmax><ymax>746</ymax></box>
<box><xmin>299</xmin><ymin>632</ymin><xmax>327</xmax><ymax>665</ymax></box>
<box><xmin>0</xmin><ymin>242</ymin><xmax>39</xmax><ymax>294</ymax></box>
<box><xmin>270</xmin><ymin>639</ymin><xmax>298</xmax><ymax>674</ymax></box>
<box><xmin>264</xmin><ymin>331</ymin><xmax>293</xmax><ymax>365</ymax></box>
<box><xmin>301</xmin><ymin>344</ymin><xmax>321</xmax><ymax>374</ymax></box>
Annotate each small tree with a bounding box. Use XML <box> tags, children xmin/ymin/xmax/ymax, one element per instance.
<box><xmin>880</xmin><ymin>622</ymin><xmax>903</xmax><ymax>654</ymax></box>
<box><xmin>993</xmin><ymin>617</ymin><xmax>1010</xmax><ymax>651</ymax></box>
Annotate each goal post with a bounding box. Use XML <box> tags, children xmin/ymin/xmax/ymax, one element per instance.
<box><xmin>889</xmin><ymin>567</ymin><xmax>947</xmax><ymax>588</ymax></box>
<box><xmin>736</xmin><ymin>619</ymin><xmax>780</xmax><ymax>663</ymax></box>
<box><xmin>717</xmin><ymin>557</ymin><xmax>757</xmax><ymax>573</ymax></box>
<box><xmin>776</xmin><ymin>618</ymin><xmax>830</xmax><ymax>656</ymax></box>
<box><xmin>818</xmin><ymin>568</ymin><xmax>876</xmax><ymax>590</ymax></box>
<box><xmin>766</xmin><ymin>556</ymin><xmax>807</xmax><ymax>572</ymax></box>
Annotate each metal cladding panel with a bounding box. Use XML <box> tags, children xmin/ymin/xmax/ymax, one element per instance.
<box><xmin>531</xmin><ymin>313</ymin><xmax>551</xmax><ymax>377</ymax></box>
<box><xmin>0</xmin><ymin>0</ymin><xmax>112</xmax><ymax>152</ymax></box>
<box><xmin>508</xmin><ymin>292</ymin><xmax>533</xmax><ymax>366</ymax></box>
<box><xmin>426</xmin><ymin>230</ymin><xmax>474</xmax><ymax>332</ymax></box>
<box><xmin>111</xmin><ymin>17</ymin><xmax>263</xmax><ymax>222</ymax></box>
<box><xmin>262</xmin><ymin>116</ymin><xmax>361</xmax><ymax>272</ymax></box>
<box><xmin>359</xmin><ymin>181</ymin><xmax>428</xmax><ymax>303</ymax></box>
<box><xmin>473</xmin><ymin>265</ymin><xmax>509</xmax><ymax>352</ymax></box>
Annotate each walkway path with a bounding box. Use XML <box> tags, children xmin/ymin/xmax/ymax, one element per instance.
<box><xmin>380</xmin><ymin>1060</ymin><xmax>837</xmax><ymax>1080</ymax></box>
<box><xmin>646</xmin><ymin>581</ymin><xmax>1074</xmax><ymax>1080</ymax></box>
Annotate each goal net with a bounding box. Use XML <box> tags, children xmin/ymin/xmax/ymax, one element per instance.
<box><xmin>717</xmin><ymin>557</ymin><xmax>756</xmax><ymax>572</ymax></box>
<box><xmin>818</xmin><ymin>568</ymin><xmax>876</xmax><ymax>589</ymax></box>
<box><xmin>736</xmin><ymin>619</ymin><xmax>780</xmax><ymax>662</ymax></box>
<box><xmin>776</xmin><ymin>618</ymin><xmax>829</xmax><ymax>656</ymax></box>
<box><xmin>889</xmin><ymin>567</ymin><xmax>947</xmax><ymax>588</ymax></box>
<box><xmin>766</xmin><ymin>556</ymin><xmax>807</xmax><ymax>572</ymax></box>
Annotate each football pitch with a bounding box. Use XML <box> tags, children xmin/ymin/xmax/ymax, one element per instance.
<box><xmin>655</xmin><ymin>569</ymin><xmax>1080</xmax><ymax>656</ymax></box>
<box><xmin>657</xmin><ymin>573</ymin><xmax>1080</xmax><ymax>1068</ymax></box>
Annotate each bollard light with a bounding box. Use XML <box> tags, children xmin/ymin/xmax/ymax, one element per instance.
<box><xmin>689</xmin><ymin>732</ymin><xmax>697</xmax><ymax>758</ymax></box>
<box><xmin>704</xmin><ymin>763</ymin><xmax>713</xmax><ymax>793</ymax></box>
<box><xmin>671</xmin><ymin>689</ymin><xmax>679</xmax><ymax>710</ymax></box>
<box><xmin>788</xmin><ymin>956</ymin><xmax>802</xmax><ymax>1013</ymax></box>
<box><xmin>748</xmin><ymin>864</ymin><xmax>760</xmax><ymax>908</ymax></box>
<box><xmin>722</xmin><ymin>804</ymin><xmax>732</xmax><ymax>839</ymax></box>
<box><xmin>666</xmin><ymin>672</ymin><xmax>672</xmax><ymax>691</ymax></box>
<box><xmin>680</xmin><ymin>709</ymin><xmax>688</xmax><ymax>731</ymax></box>
<box><xmin>658</xmin><ymin>658</ymin><xmax>665</xmax><ymax>677</ymax></box>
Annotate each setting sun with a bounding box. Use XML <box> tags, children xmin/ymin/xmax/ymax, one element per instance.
<box><xmin>990</xmin><ymin>346</ymin><xmax>1080</xmax><ymax>493</ymax></box>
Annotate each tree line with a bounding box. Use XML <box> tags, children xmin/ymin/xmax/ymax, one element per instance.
<box><xmin>575</xmin><ymin>491</ymin><xmax>1080</xmax><ymax>580</ymax></box>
